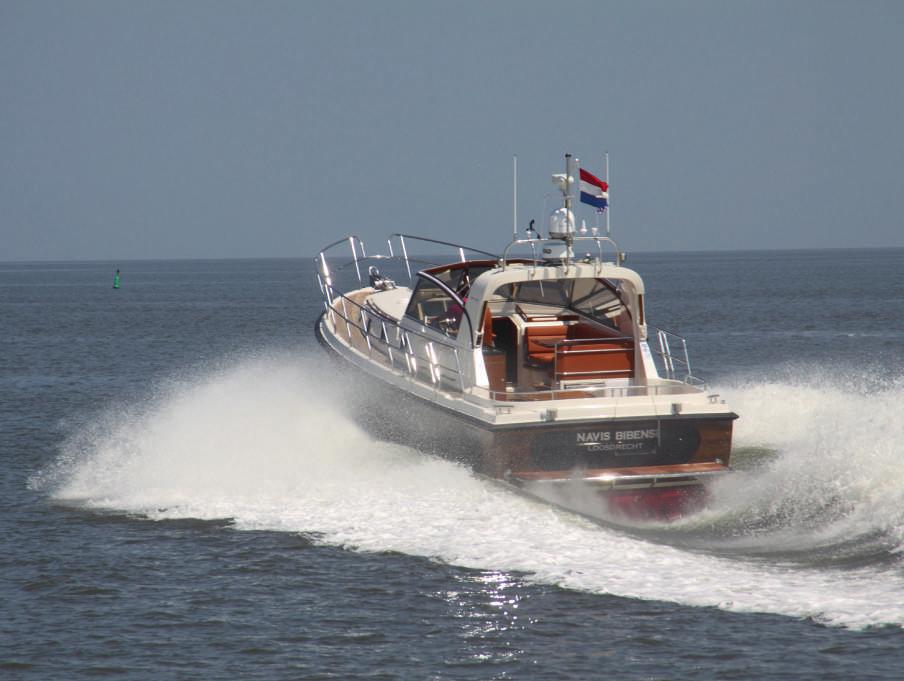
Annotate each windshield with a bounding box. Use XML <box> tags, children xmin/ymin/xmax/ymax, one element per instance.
<box><xmin>404</xmin><ymin>275</ymin><xmax>470</xmax><ymax>337</ymax></box>
<box><xmin>427</xmin><ymin>264</ymin><xmax>495</xmax><ymax>299</ymax></box>
<box><xmin>494</xmin><ymin>277</ymin><xmax>629</xmax><ymax>327</ymax></box>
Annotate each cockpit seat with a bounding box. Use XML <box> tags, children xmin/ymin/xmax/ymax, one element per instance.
<box><xmin>524</xmin><ymin>323</ymin><xmax>568</xmax><ymax>365</ymax></box>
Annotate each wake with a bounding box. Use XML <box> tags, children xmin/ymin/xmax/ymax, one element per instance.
<box><xmin>32</xmin><ymin>352</ymin><xmax>904</xmax><ymax>629</ymax></box>
<box><xmin>694</xmin><ymin>370</ymin><xmax>904</xmax><ymax>562</ymax></box>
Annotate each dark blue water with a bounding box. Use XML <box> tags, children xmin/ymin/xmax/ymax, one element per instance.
<box><xmin>3</xmin><ymin>251</ymin><xmax>904</xmax><ymax>679</ymax></box>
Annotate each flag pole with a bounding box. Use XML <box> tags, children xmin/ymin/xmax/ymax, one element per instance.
<box><xmin>605</xmin><ymin>151</ymin><xmax>611</xmax><ymax>237</ymax></box>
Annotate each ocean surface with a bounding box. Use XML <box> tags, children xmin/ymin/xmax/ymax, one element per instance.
<box><xmin>3</xmin><ymin>249</ymin><xmax>904</xmax><ymax>679</ymax></box>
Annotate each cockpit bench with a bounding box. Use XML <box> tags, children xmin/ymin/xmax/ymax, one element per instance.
<box><xmin>554</xmin><ymin>336</ymin><xmax>635</xmax><ymax>383</ymax></box>
<box><xmin>521</xmin><ymin>318</ymin><xmax>635</xmax><ymax>384</ymax></box>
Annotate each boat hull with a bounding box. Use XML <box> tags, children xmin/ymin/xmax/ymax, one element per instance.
<box><xmin>316</xmin><ymin>314</ymin><xmax>735</xmax><ymax>521</ymax></box>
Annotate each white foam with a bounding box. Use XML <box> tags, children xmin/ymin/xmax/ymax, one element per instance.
<box><xmin>37</xmin><ymin>353</ymin><xmax>904</xmax><ymax>629</ymax></box>
<box><xmin>704</xmin><ymin>373</ymin><xmax>904</xmax><ymax>553</ymax></box>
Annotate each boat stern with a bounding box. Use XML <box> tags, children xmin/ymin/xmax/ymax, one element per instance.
<box><xmin>508</xmin><ymin>460</ymin><xmax>728</xmax><ymax>521</ymax></box>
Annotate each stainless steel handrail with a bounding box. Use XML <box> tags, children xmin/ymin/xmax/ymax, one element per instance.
<box><xmin>317</xmin><ymin>281</ymin><xmax>467</xmax><ymax>393</ymax></box>
<box><xmin>315</xmin><ymin>234</ymin><xmax>707</xmax><ymax>397</ymax></box>
<box><xmin>316</xmin><ymin>235</ymin><xmax>368</xmax><ymax>287</ymax></box>
<box><xmin>317</xmin><ymin>235</ymin><xmax>482</xmax><ymax>348</ymax></box>
<box><xmin>648</xmin><ymin>326</ymin><xmax>703</xmax><ymax>386</ymax></box>
<box><xmin>499</xmin><ymin>235</ymin><xmax>622</xmax><ymax>270</ymax></box>
<box><xmin>476</xmin><ymin>379</ymin><xmax>702</xmax><ymax>403</ymax></box>
<box><xmin>387</xmin><ymin>233</ymin><xmax>497</xmax><ymax>284</ymax></box>
<box><xmin>319</xmin><ymin>280</ymin><xmax>705</xmax><ymax>401</ymax></box>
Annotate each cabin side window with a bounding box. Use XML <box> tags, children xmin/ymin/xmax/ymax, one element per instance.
<box><xmin>404</xmin><ymin>277</ymin><xmax>462</xmax><ymax>337</ymax></box>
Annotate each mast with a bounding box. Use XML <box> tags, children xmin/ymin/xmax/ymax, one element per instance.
<box><xmin>564</xmin><ymin>153</ymin><xmax>573</xmax><ymax>216</ymax></box>
<box><xmin>605</xmin><ymin>151</ymin><xmax>611</xmax><ymax>237</ymax></box>
<box><xmin>565</xmin><ymin>153</ymin><xmax>574</xmax><ymax>262</ymax></box>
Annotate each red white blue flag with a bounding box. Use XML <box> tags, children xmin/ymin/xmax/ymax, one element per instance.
<box><xmin>579</xmin><ymin>168</ymin><xmax>608</xmax><ymax>211</ymax></box>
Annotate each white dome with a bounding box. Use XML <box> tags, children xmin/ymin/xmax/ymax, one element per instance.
<box><xmin>548</xmin><ymin>207</ymin><xmax>575</xmax><ymax>239</ymax></box>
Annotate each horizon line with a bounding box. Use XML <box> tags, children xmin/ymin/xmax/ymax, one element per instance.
<box><xmin>2</xmin><ymin>243</ymin><xmax>904</xmax><ymax>266</ymax></box>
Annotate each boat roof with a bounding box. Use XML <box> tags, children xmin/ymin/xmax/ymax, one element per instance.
<box><xmin>424</xmin><ymin>259</ymin><xmax>647</xmax><ymax>303</ymax></box>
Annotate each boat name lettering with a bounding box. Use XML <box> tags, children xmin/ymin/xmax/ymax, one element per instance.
<box><xmin>576</xmin><ymin>428</ymin><xmax>657</xmax><ymax>444</ymax></box>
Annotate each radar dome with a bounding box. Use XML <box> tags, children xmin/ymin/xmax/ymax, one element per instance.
<box><xmin>548</xmin><ymin>207</ymin><xmax>575</xmax><ymax>240</ymax></box>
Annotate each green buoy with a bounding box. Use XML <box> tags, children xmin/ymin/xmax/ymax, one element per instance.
<box><xmin>113</xmin><ymin>269</ymin><xmax>121</xmax><ymax>289</ymax></box>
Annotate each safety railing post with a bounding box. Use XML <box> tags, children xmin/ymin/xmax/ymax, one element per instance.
<box><xmin>382</xmin><ymin>321</ymin><xmax>394</xmax><ymax>367</ymax></box>
<box><xmin>399</xmin><ymin>236</ymin><xmax>412</xmax><ymax>283</ymax></box>
<box><xmin>340</xmin><ymin>298</ymin><xmax>352</xmax><ymax>340</ymax></box>
<box><xmin>680</xmin><ymin>337</ymin><xmax>694</xmax><ymax>383</ymax></box>
<box><xmin>360</xmin><ymin>308</ymin><xmax>372</xmax><ymax>354</ymax></box>
<box><xmin>348</xmin><ymin>236</ymin><xmax>363</xmax><ymax>286</ymax></box>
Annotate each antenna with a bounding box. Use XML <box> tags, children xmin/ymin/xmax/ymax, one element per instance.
<box><xmin>512</xmin><ymin>155</ymin><xmax>518</xmax><ymax>241</ymax></box>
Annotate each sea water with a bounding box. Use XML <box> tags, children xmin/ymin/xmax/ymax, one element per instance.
<box><xmin>2</xmin><ymin>250</ymin><xmax>904</xmax><ymax>679</ymax></box>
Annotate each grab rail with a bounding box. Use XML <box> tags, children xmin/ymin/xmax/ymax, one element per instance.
<box><xmin>315</xmin><ymin>235</ymin><xmax>707</xmax><ymax>398</ymax></box>
<box><xmin>499</xmin><ymin>235</ymin><xmax>623</xmax><ymax>271</ymax></box>
<box><xmin>318</xmin><ymin>279</ymin><xmax>707</xmax><ymax>401</ymax></box>
<box><xmin>316</xmin><ymin>277</ymin><xmax>469</xmax><ymax>394</ymax></box>
<box><xmin>387</xmin><ymin>233</ymin><xmax>497</xmax><ymax>284</ymax></box>
<box><xmin>477</xmin><ymin>380</ymin><xmax>704</xmax><ymax>403</ymax></box>
<box><xmin>649</xmin><ymin>326</ymin><xmax>703</xmax><ymax>386</ymax></box>
<box><xmin>316</xmin><ymin>235</ymin><xmax>368</xmax><ymax>289</ymax></box>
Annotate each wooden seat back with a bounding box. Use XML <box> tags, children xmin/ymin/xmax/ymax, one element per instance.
<box><xmin>555</xmin><ymin>334</ymin><xmax>635</xmax><ymax>382</ymax></box>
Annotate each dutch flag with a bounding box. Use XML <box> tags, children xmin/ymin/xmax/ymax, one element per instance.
<box><xmin>579</xmin><ymin>168</ymin><xmax>609</xmax><ymax>211</ymax></box>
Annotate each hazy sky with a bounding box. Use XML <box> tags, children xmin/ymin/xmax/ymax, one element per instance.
<box><xmin>2</xmin><ymin>0</ymin><xmax>903</xmax><ymax>260</ymax></box>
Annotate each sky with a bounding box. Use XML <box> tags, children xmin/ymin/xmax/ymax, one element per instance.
<box><xmin>2</xmin><ymin>0</ymin><xmax>903</xmax><ymax>261</ymax></box>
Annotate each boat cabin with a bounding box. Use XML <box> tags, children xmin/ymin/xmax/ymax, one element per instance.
<box><xmin>393</xmin><ymin>258</ymin><xmax>649</xmax><ymax>400</ymax></box>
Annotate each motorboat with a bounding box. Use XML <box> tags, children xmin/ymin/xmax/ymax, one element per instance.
<box><xmin>314</xmin><ymin>154</ymin><xmax>737</xmax><ymax>521</ymax></box>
